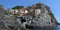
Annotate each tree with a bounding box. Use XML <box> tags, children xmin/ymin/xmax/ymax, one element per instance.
<box><xmin>12</xmin><ymin>6</ymin><xmax>24</xmax><ymax>19</ymax></box>
<box><xmin>4</xmin><ymin>10</ymin><xmax>8</xmax><ymax>15</ymax></box>
<box><xmin>12</xmin><ymin>6</ymin><xmax>24</xmax><ymax>9</ymax></box>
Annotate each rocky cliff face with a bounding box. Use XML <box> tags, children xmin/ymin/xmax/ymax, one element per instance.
<box><xmin>0</xmin><ymin>3</ymin><xmax>57</xmax><ymax>30</ymax></box>
<box><xmin>16</xmin><ymin>3</ymin><xmax>57</xmax><ymax>30</ymax></box>
<box><xmin>0</xmin><ymin>5</ymin><xmax>5</xmax><ymax>20</ymax></box>
<box><xmin>24</xmin><ymin>3</ymin><xmax>57</xmax><ymax>27</ymax></box>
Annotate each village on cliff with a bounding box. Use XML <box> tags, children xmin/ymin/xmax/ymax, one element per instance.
<box><xmin>0</xmin><ymin>3</ymin><xmax>58</xmax><ymax>30</ymax></box>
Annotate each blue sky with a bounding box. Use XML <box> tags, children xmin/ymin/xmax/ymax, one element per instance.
<box><xmin>0</xmin><ymin>0</ymin><xmax>60</xmax><ymax>23</ymax></box>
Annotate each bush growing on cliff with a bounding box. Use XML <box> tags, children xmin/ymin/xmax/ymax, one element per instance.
<box><xmin>12</xmin><ymin>6</ymin><xmax>24</xmax><ymax>9</ymax></box>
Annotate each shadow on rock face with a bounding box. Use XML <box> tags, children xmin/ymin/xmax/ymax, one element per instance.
<box><xmin>7</xmin><ymin>25</ymin><xmax>15</xmax><ymax>29</ymax></box>
<box><xmin>20</xmin><ymin>17</ymin><xmax>26</xmax><ymax>23</ymax></box>
<box><xmin>0</xmin><ymin>21</ymin><xmax>6</xmax><ymax>30</ymax></box>
<box><xmin>25</xmin><ymin>24</ymin><xmax>34</xmax><ymax>29</ymax></box>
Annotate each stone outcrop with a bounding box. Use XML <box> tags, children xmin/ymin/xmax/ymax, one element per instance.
<box><xmin>15</xmin><ymin>3</ymin><xmax>57</xmax><ymax>30</ymax></box>
<box><xmin>0</xmin><ymin>5</ymin><xmax>5</xmax><ymax>20</ymax></box>
<box><xmin>24</xmin><ymin>2</ymin><xmax>57</xmax><ymax>27</ymax></box>
<box><xmin>0</xmin><ymin>2</ymin><xmax>57</xmax><ymax>30</ymax></box>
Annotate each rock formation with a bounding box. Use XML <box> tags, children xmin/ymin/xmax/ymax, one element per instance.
<box><xmin>0</xmin><ymin>2</ymin><xmax>58</xmax><ymax>30</ymax></box>
<box><xmin>0</xmin><ymin>5</ymin><xmax>5</xmax><ymax>20</ymax></box>
<box><xmin>18</xmin><ymin>2</ymin><xmax>57</xmax><ymax>30</ymax></box>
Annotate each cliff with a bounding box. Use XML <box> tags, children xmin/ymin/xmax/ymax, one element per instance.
<box><xmin>0</xmin><ymin>3</ymin><xmax>58</xmax><ymax>30</ymax></box>
<box><xmin>24</xmin><ymin>2</ymin><xmax>57</xmax><ymax>27</ymax></box>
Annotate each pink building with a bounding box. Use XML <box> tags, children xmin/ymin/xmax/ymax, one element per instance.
<box><xmin>35</xmin><ymin>9</ymin><xmax>41</xmax><ymax>16</ymax></box>
<box><xmin>18</xmin><ymin>9</ymin><xmax>25</xmax><ymax>16</ymax></box>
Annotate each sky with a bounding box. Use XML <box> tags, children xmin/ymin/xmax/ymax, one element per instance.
<box><xmin>0</xmin><ymin>0</ymin><xmax>60</xmax><ymax>23</ymax></box>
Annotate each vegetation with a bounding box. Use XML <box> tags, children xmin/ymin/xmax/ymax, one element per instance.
<box><xmin>12</xmin><ymin>6</ymin><xmax>24</xmax><ymax>9</ymax></box>
<box><xmin>4</xmin><ymin>10</ymin><xmax>8</xmax><ymax>15</ymax></box>
<box><xmin>11</xmin><ymin>6</ymin><xmax>24</xmax><ymax>20</ymax></box>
